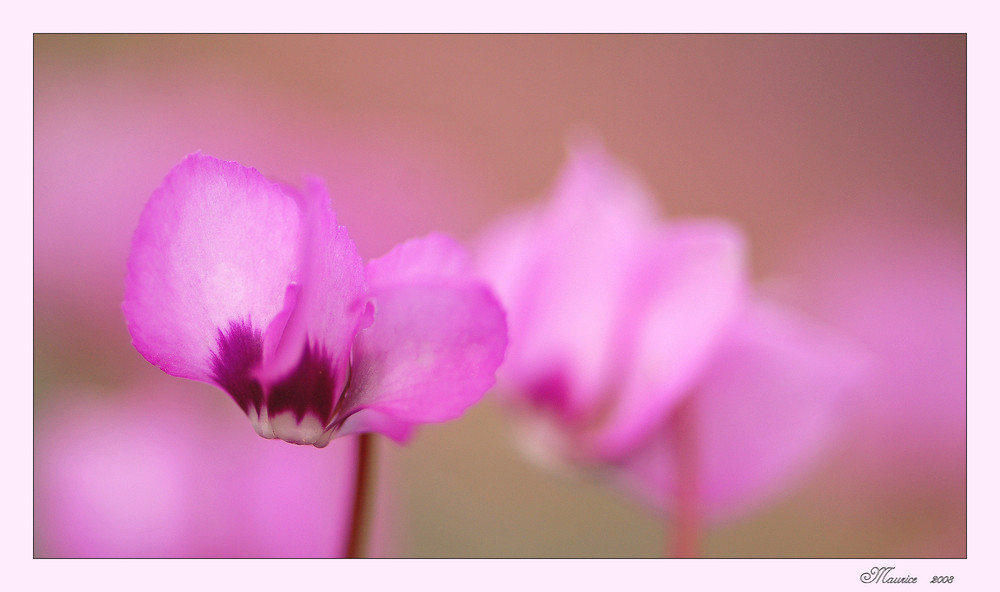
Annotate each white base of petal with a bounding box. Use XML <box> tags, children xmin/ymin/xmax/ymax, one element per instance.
<box><xmin>248</xmin><ymin>406</ymin><xmax>334</xmax><ymax>447</ymax></box>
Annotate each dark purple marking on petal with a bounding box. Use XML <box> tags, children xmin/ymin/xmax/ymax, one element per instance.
<box><xmin>267</xmin><ymin>341</ymin><xmax>339</xmax><ymax>426</ymax></box>
<box><xmin>525</xmin><ymin>369</ymin><xmax>573</xmax><ymax>419</ymax></box>
<box><xmin>210</xmin><ymin>320</ymin><xmax>265</xmax><ymax>415</ymax></box>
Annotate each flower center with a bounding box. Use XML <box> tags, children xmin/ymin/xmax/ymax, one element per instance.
<box><xmin>210</xmin><ymin>319</ymin><xmax>342</xmax><ymax>445</ymax></box>
<box><xmin>267</xmin><ymin>341</ymin><xmax>338</xmax><ymax>426</ymax></box>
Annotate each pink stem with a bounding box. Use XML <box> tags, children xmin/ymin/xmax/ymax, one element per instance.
<box><xmin>669</xmin><ymin>396</ymin><xmax>700</xmax><ymax>558</ymax></box>
<box><xmin>345</xmin><ymin>432</ymin><xmax>374</xmax><ymax>558</ymax></box>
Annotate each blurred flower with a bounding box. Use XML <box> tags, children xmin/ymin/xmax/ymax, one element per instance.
<box><xmin>124</xmin><ymin>154</ymin><xmax>507</xmax><ymax>447</ymax></box>
<box><xmin>787</xmin><ymin>197</ymin><xmax>965</xmax><ymax>488</ymax></box>
<box><xmin>34</xmin><ymin>384</ymin><xmax>363</xmax><ymax>558</ymax></box>
<box><xmin>478</xmin><ymin>141</ymin><xmax>746</xmax><ymax>459</ymax></box>
<box><xmin>477</xmin><ymin>139</ymin><xmax>863</xmax><ymax>521</ymax></box>
<box><xmin>612</xmin><ymin>299</ymin><xmax>865</xmax><ymax>522</ymax></box>
<box><xmin>775</xmin><ymin>197</ymin><xmax>965</xmax><ymax>554</ymax></box>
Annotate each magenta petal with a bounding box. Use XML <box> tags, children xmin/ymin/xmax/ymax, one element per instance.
<box><xmin>257</xmin><ymin>178</ymin><xmax>366</xmax><ymax>386</ymax></box>
<box><xmin>591</xmin><ymin>221</ymin><xmax>747</xmax><ymax>459</ymax></box>
<box><xmin>616</xmin><ymin>300</ymin><xmax>866</xmax><ymax>521</ymax></box>
<box><xmin>477</xmin><ymin>142</ymin><xmax>658</xmax><ymax>422</ymax></box>
<box><xmin>365</xmin><ymin>231</ymin><xmax>475</xmax><ymax>288</ymax></box>
<box><xmin>337</xmin><ymin>235</ymin><xmax>507</xmax><ymax>442</ymax></box>
<box><xmin>123</xmin><ymin>153</ymin><xmax>300</xmax><ymax>382</ymax></box>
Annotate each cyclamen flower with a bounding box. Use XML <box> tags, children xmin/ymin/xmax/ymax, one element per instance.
<box><xmin>611</xmin><ymin>299</ymin><xmax>865</xmax><ymax>522</ymax></box>
<box><xmin>477</xmin><ymin>140</ymin><xmax>863</xmax><ymax>522</ymax></box>
<box><xmin>124</xmin><ymin>153</ymin><xmax>506</xmax><ymax>447</ymax></box>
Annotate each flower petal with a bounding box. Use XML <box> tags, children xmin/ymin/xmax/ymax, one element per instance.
<box><xmin>477</xmin><ymin>141</ymin><xmax>657</xmax><ymax>422</ymax></box>
<box><xmin>615</xmin><ymin>299</ymin><xmax>866</xmax><ymax>521</ymax></box>
<box><xmin>365</xmin><ymin>231</ymin><xmax>476</xmax><ymax>287</ymax></box>
<box><xmin>242</xmin><ymin>178</ymin><xmax>368</xmax><ymax>445</ymax></box>
<box><xmin>257</xmin><ymin>178</ymin><xmax>366</xmax><ymax>387</ymax></box>
<box><xmin>336</xmin><ymin>234</ymin><xmax>507</xmax><ymax>442</ymax></box>
<box><xmin>123</xmin><ymin>153</ymin><xmax>300</xmax><ymax>382</ymax></box>
<box><xmin>590</xmin><ymin>221</ymin><xmax>747</xmax><ymax>459</ymax></box>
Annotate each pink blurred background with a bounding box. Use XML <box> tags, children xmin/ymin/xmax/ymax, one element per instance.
<box><xmin>34</xmin><ymin>34</ymin><xmax>965</xmax><ymax>557</ymax></box>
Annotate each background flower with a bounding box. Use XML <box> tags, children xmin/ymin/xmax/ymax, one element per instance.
<box><xmin>613</xmin><ymin>298</ymin><xmax>867</xmax><ymax>525</ymax></box>
<box><xmin>761</xmin><ymin>196</ymin><xmax>967</xmax><ymax>557</ymax></box>
<box><xmin>479</xmin><ymin>141</ymin><xmax>867</xmax><ymax>531</ymax></box>
<box><xmin>477</xmin><ymin>140</ymin><xmax>748</xmax><ymax>460</ymax></box>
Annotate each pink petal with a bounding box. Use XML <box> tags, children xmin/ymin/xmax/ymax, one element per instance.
<box><xmin>257</xmin><ymin>178</ymin><xmax>366</xmax><ymax>387</ymax></box>
<box><xmin>784</xmin><ymin>200</ymin><xmax>966</xmax><ymax>490</ymax></box>
<box><xmin>337</xmin><ymin>235</ymin><xmax>507</xmax><ymax>442</ymax></box>
<box><xmin>123</xmin><ymin>153</ymin><xmax>300</xmax><ymax>382</ymax></box>
<box><xmin>477</xmin><ymin>141</ymin><xmax>658</xmax><ymax>422</ymax></box>
<box><xmin>591</xmin><ymin>221</ymin><xmax>747</xmax><ymax>459</ymax></box>
<box><xmin>616</xmin><ymin>299</ymin><xmax>866</xmax><ymax>521</ymax></box>
<box><xmin>365</xmin><ymin>232</ymin><xmax>475</xmax><ymax>288</ymax></box>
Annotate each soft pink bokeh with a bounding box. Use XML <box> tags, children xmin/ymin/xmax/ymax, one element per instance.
<box><xmin>35</xmin><ymin>381</ymin><xmax>362</xmax><ymax>557</ymax></box>
<box><xmin>793</xmin><ymin>197</ymin><xmax>964</xmax><ymax>485</ymax></box>
<box><xmin>34</xmin><ymin>62</ymin><xmax>494</xmax><ymax>341</ymax></box>
<box><xmin>771</xmin><ymin>196</ymin><xmax>966</xmax><ymax>555</ymax></box>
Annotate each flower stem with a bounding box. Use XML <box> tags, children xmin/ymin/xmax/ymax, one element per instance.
<box><xmin>669</xmin><ymin>396</ymin><xmax>700</xmax><ymax>558</ymax></box>
<box><xmin>346</xmin><ymin>432</ymin><xmax>375</xmax><ymax>558</ymax></box>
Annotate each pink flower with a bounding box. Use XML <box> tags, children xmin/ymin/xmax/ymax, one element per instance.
<box><xmin>612</xmin><ymin>299</ymin><xmax>865</xmax><ymax>522</ymax></box>
<box><xmin>123</xmin><ymin>153</ymin><xmax>507</xmax><ymax>447</ymax></box>
<box><xmin>773</xmin><ymin>197</ymin><xmax>965</xmax><ymax>555</ymax></box>
<box><xmin>477</xmin><ymin>140</ymin><xmax>863</xmax><ymax>521</ymax></box>
<box><xmin>479</xmin><ymin>141</ymin><xmax>746</xmax><ymax>459</ymax></box>
<box><xmin>34</xmin><ymin>383</ymin><xmax>394</xmax><ymax>558</ymax></box>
